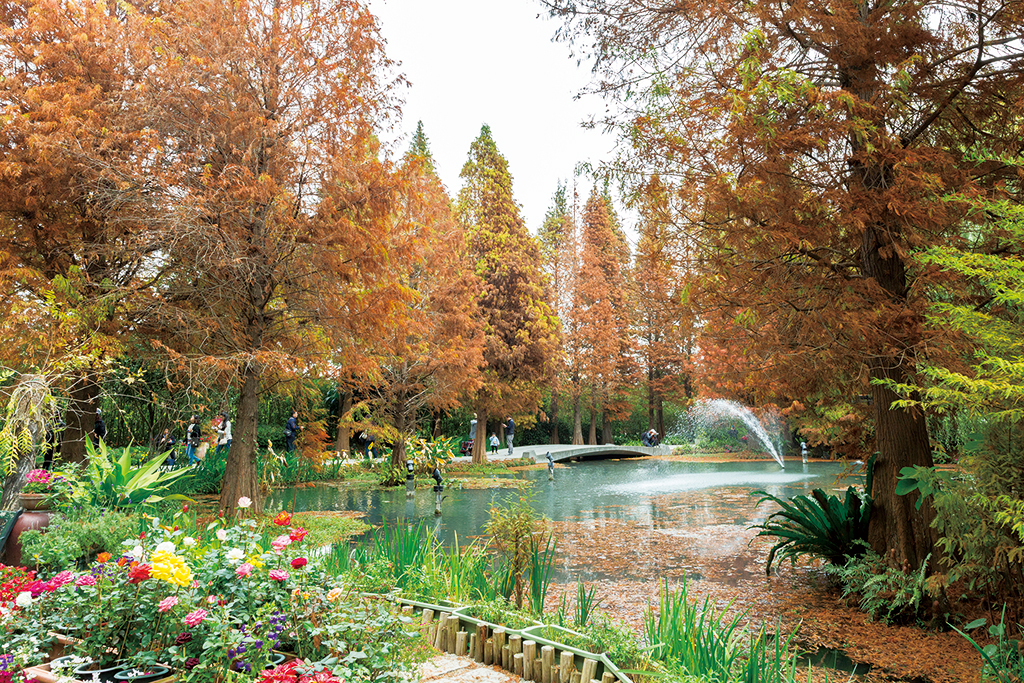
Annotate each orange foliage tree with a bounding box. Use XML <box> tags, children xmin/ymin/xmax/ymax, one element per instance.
<box><xmin>630</xmin><ymin>177</ymin><xmax>696</xmax><ymax>437</ymax></box>
<box><xmin>546</xmin><ymin>0</ymin><xmax>1024</xmax><ymax>569</ymax></box>
<box><xmin>456</xmin><ymin>125</ymin><xmax>560</xmax><ymax>462</ymax></box>
<box><xmin>576</xmin><ymin>188</ymin><xmax>633</xmax><ymax>444</ymax></box>
<box><xmin>0</xmin><ymin>0</ymin><xmax>163</xmax><ymax>461</ymax></box>
<box><xmin>369</xmin><ymin>125</ymin><xmax>485</xmax><ymax>467</ymax></box>
<box><xmin>134</xmin><ymin>0</ymin><xmax>407</xmax><ymax>513</ymax></box>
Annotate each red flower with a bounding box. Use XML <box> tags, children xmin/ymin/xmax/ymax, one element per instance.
<box><xmin>116</xmin><ymin>557</ymin><xmax>128</xmax><ymax>567</ymax></box>
<box><xmin>96</xmin><ymin>552</ymin><xmax>112</xmax><ymax>564</ymax></box>
<box><xmin>273</xmin><ymin>511</ymin><xmax>292</xmax><ymax>526</ymax></box>
<box><xmin>288</xmin><ymin>527</ymin><xmax>308</xmax><ymax>542</ymax></box>
<box><xmin>290</xmin><ymin>557</ymin><xmax>308</xmax><ymax>569</ymax></box>
<box><xmin>128</xmin><ymin>564</ymin><xmax>152</xmax><ymax>584</ymax></box>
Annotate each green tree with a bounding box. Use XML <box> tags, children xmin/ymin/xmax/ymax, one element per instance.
<box><xmin>456</xmin><ymin>125</ymin><xmax>560</xmax><ymax>462</ymax></box>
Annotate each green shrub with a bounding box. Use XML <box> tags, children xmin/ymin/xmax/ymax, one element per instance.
<box><xmin>954</xmin><ymin>607</ymin><xmax>1024</xmax><ymax>683</ymax></box>
<box><xmin>750</xmin><ymin>456</ymin><xmax>873</xmax><ymax>574</ymax></box>
<box><xmin>19</xmin><ymin>509</ymin><xmax>137</xmax><ymax>573</ymax></box>
<box><xmin>825</xmin><ymin>550</ymin><xmax>932</xmax><ymax>623</ymax></box>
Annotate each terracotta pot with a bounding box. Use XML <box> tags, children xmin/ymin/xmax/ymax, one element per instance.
<box><xmin>2</xmin><ymin>509</ymin><xmax>51</xmax><ymax>566</ymax></box>
<box><xmin>18</xmin><ymin>492</ymin><xmax>50</xmax><ymax>511</ymax></box>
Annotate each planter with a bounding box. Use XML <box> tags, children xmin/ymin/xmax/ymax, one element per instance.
<box><xmin>2</xmin><ymin>510</ymin><xmax>52</xmax><ymax>566</ymax></box>
<box><xmin>73</xmin><ymin>660</ymin><xmax>129</xmax><ymax>683</ymax></box>
<box><xmin>114</xmin><ymin>665</ymin><xmax>172</xmax><ymax>683</ymax></box>
<box><xmin>265</xmin><ymin>652</ymin><xmax>287</xmax><ymax>669</ymax></box>
<box><xmin>18</xmin><ymin>493</ymin><xmax>51</xmax><ymax>511</ymax></box>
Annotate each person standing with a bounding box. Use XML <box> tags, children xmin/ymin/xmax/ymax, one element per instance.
<box><xmin>215</xmin><ymin>412</ymin><xmax>232</xmax><ymax>459</ymax></box>
<box><xmin>93</xmin><ymin>409</ymin><xmax>107</xmax><ymax>444</ymax></box>
<box><xmin>185</xmin><ymin>415</ymin><xmax>202</xmax><ymax>465</ymax></box>
<box><xmin>503</xmin><ymin>416</ymin><xmax>515</xmax><ymax>456</ymax></box>
<box><xmin>157</xmin><ymin>428</ymin><xmax>177</xmax><ymax>468</ymax></box>
<box><xmin>489</xmin><ymin>432</ymin><xmax>499</xmax><ymax>455</ymax></box>
<box><xmin>285</xmin><ymin>410</ymin><xmax>301</xmax><ymax>452</ymax></box>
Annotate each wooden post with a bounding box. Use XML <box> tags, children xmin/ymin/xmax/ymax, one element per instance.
<box><xmin>514</xmin><ymin>653</ymin><xmax>524</xmax><ymax>677</ymax></box>
<box><xmin>493</xmin><ymin>627</ymin><xmax>506</xmax><ymax>658</ymax></box>
<box><xmin>401</xmin><ymin>605</ymin><xmax>413</xmax><ymax>617</ymax></box>
<box><xmin>484</xmin><ymin>639</ymin><xmax>494</xmax><ymax>665</ymax></box>
<box><xmin>455</xmin><ymin>631</ymin><xmax>467</xmax><ymax>657</ymax></box>
<box><xmin>475</xmin><ymin>624</ymin><xmax>488</xmax><ymax>662</ymax></box>
<box><xmin>535</xmin><ymin>658</ymin><xmax>544</xmax><ymax>682</ymax></box>
<box><xmin>469</xmin><ymin>634</ymin><xmax>477</xmax><ymax>661</ymax></box>
<box><xmin>434</xmin><ymin>612</ymin><xmax>449</xmax><ymax>650</ymax></box>
<box><xmin>552</xmin><ymin>665</ymin><xmax>560</xmax><ymax>683</ymax></box>
<box><xmin>560</xmin><ymin>652</ymin><xmax>574</xmax><ymax>683</ymax></box>
<box><xmin>601</xmin><ymin>673</ymin><xmax>616</xmax><ymax>683</ymax></box>
<box><xmin>421</xmin><ymin>608</ymin><xmax>434</xmax><ymax>639</ymax></box>
<box><xmin>580</xmin><ymin>658</ymin><xmax>598</xmax><ymax>683</ymax></box>
<box><xmin>502</xmin><ymin>644</ymin><xmax>510</xmax><ymax>670</ymax></box>
<box><xmin>523</xmin><ymin>641</ymin><xmax>537</xmax><ymax>681</ymax></box>
<box><xmin>446</xmin><ymin>615</ymin><xmax>460</xmax><ymax>653</ymax></box>
<box><xmin>570</xmin><ymin>673</ymin><xmax>581</xmax><ymax>683</ymax></box>
<box><xmin>542</xmin><ymin>645</ymin><xmax>554</xmax><ymax>683</ymax></box>
<box><xmin>509</xmin><ymin>634</ymin><xmax>523</xmax><ymax>657</ymax></box>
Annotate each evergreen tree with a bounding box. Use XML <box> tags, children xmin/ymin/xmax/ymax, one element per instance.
<box><xmin>456</xmin><ymin>125</ymin><xmax>560</xmax><ymax>462</ymax></box>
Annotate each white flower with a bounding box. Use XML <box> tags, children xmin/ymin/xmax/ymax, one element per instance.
<box><xmin>131</xmin><ymin>545</ymin><xmax>144</xmax><ymax>560</ymax></box>
<box><xmin>183</xmin><ymin>536</ymin><xmax>196</xmax><ymax>547</ymax></box>
<box><xmin>237</xmin><ymin>497</ymin><xmax>252</xmax><ymax>509</ymax></box>
<box><xmin>216</xmin><ymin>529</ymin><xmax>227</xmax><ymax>541</ymax></box>
<box><xmin>15</xmin><ymin>592</ymin><xmax>32</xmax><ymax>608</ymax></box>
<box><xmin>155</xmin><ymin>541</ymin><xmax>176</xmax><ymax>554</ymax></box>
<box><xmin>225</xmin><ymin>548</ymin><xmax>244</xmax><ymax>562</ymax></box>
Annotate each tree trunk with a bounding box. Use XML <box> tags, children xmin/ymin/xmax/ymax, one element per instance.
<box><xmin>60</xmin><ymin>371</ymin><xmax>99</xmax><ymax>463</ymax></box>
<box><xmin>549</xmin><ymin>393</ymin><xmax>560</xmax><ymax>444</ymax></box>
<box><xmin>334</xmin><ymin>391</ymin><xmax>352</xmax><ymax>456</ymax></box>
<box><xmin>588</xmin><ymin>401</ymin><xmax>597</xmax><ymax>445</ymax></box>
<box><xmin>601</xmin><ymin>406</ymin><xmax>612</xmax><ymax>445</ymax></box>
<box><xmin>391</xmin><ymin>401</ymin><xmax>408</xmax><ymax>468</ymax></box>
<box><xmin>432</xmin><ymin>411</ymin><xmax>441</xmax><ymax>439</ymax></box>
<box><xmin>472</xmin><ymin>406</ymin><xmax>489</xmax><ymax>464</ymax></box>
<box><xmin>656</xmin><ymin>395</ymin><xmax>665</xmax><ymax>439</ymax></box>
<box><xmin>860</xmin><ymin>219</ymin><xmax>937</xmax><ymax>571</ymax></box>
<box><xmin>572</xmin><ymin>394</ymin><xmax>583</xmax><ymax>445</ymax></box>
<box><xmin>220</xmin><ymin>365</ymin><xmax>261</xmax><ymax>514</ymax></box>
<box><xmin>646</xmin><ymin>380</ymin><xmax>655</xmax><ymax>430</ymax></box>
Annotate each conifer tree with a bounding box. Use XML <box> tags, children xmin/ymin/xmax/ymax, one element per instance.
<box><xmin>456</xmin><ymin>125</ymin><xmax>560</xmax><ymax>462</ymax></box>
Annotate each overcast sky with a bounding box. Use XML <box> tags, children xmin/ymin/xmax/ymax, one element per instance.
<box><xmin>367</xmin><ymin>0</ymin><xmax>617</xmax><ymax>234</ymax></box>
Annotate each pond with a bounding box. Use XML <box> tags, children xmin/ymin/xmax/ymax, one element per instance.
<box><xmin>267</xmin><ymin>457</ymin><xmax>862</xmax><ymax>555</ymax></box>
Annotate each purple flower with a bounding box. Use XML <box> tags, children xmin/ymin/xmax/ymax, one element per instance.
<box><xmin>175</xmin><ymin>632</ymin><xmax>193</xmax><ymax>645</ymax></box>
<box><xmin>183</xmin><ymin>658</ymin><xmax>199</xmax><ymax>670</ymax></box>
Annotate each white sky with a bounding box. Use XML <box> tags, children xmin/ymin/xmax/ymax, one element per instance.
<box><xmin>368</xmin><ymin>0</ymin><xmax>617</xmax><ymax>234</ymax></box>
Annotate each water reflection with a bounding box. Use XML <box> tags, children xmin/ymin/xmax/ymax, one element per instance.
<box><xmin>267</xmin><ymin>458</ymin><xmax>859</xmax><ymax>546</ymax></box>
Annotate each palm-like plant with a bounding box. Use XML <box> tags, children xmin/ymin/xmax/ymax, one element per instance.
<box><xmin>82</xmin><ymin>436</ymin><xmax>194</xmax><ymax>508</ymax></box>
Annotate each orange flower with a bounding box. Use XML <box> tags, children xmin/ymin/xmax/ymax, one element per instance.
<box><xmin>273</xmin><ymin>511</ymin><xmax>292</xmax><ymax>526</ymax></box>
<box><xmin>97</xmin><ymin>552</ymin><xmax>112</xmax><ymax>563</ymax></box>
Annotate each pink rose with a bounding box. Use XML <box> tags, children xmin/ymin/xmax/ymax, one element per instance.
<box><xmin>75</xmin><ymin>575</ymin><xmax>97</xmax><ymax>587</ymax></box>
<box><xmin>271</xmin><ymin>535</ymin><xmax>292</xmax><ymax>552</ymax></box>
<box><xmin>158</xmin><ymin>596</ymin><xmax>179</xmax><ymax>613</ymax></box>
<box><xmin>183</xmin><ymin>609</ymin><xmax>208</xmax><ymax>626</ymax></box>
<box><xmin>290</xmin><ymin>557</ymin><xmax>308</xmax><ymax>569</ymax></box>
<box><xmin>235</xmin><ymin>563</ymin><xmax>254</xmax><ymax>578</ymax></box>
<box><xmin>49</xmin><ymin>571</ymin><xmax>74</xmax><ymax>588</ymax></box>
<box><xmin>288</xmin><ymin>527</ymin><xmax>308</xmax><ymax>542</ymax></box>
<box><xmin>268</xmin><ymin>569</ymin><xmax>289</xmax><ymax>582</ymax></box>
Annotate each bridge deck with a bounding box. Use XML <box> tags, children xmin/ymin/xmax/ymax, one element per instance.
<box><xmin>454</xmin><ymin>443</ymin><xmax>670</xmax><ymax>464</ymax></box>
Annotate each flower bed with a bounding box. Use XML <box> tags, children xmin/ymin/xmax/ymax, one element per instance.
<box><xmin>1</xmin><ymin>502</ymin><xmax>417</xmax><ymax>683</ymax></box>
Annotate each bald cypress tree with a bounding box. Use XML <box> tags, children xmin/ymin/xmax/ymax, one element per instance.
<box><xmin>457</xmin><ymin>125</ymin><xmax>560</xmax><ymax>462</ymax></box>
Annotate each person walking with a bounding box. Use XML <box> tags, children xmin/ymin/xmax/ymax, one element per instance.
<box><xmin>185</xmin><ymin>415</ymin><xmax>202</xmax><ymax>465</ymax></box>
<box><xmin>489</xmin><ymin>432</ymin><xmax>499</xmax><ymax>455</ymax></box>
<box><xmin>503</xmin><ymin>416</ymin><xmax>515</xmax><ymax>456</ymax></box>
<box><xmin>285</xmin><ymin>410</ymin><xmax>301</xmax><ymax>452</ymax></box>
<box><xmin>215</xmin><ymin>412</ymin><xmax>232</xmax><ymax>459</ymax></box>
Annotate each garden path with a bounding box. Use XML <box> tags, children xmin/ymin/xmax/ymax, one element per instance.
<box><xmin>419</xmin><ymin>654</ymin><xmax>521</xmax><ymax>683</ymax></box>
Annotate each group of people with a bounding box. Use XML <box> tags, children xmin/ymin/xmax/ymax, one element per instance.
<box><xmin>156</xmin><ymin>412</ymin><xmax>233</xmax><ymax>468</ymax></box>
<box><xmin>467</xmin><ymin>414</ymin><xmax>516</xmax><ymax>456</ymax></box>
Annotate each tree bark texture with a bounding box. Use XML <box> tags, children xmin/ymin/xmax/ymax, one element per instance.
<box><xmin>572</xmin><ymin>395</ymin><xmax>583</xmax><ymax>445</ymax></box>
<box><xmin>472</xmin><ymin>406</ymin><xmax>489</xmax><ymax>464</ymax></box>
<box><xmin>334</xmin><ymin>391</ymin><xmax>351</xmax><ymax>456</ymax></box>
<box><xmin>60</xmin><ymin>372</ymin><xmax>99</xmax><ymax>463</ymax></box>
<box><xmin>220</xmin><ymin>365</ymin><xmax>261</xmax><ymax>514</ymax></box>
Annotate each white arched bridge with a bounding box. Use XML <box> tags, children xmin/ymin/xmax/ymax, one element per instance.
<box><xmin>456</xmin><ymin>443</ymin><xmax>672</xmax><ymax>464</ymax></box>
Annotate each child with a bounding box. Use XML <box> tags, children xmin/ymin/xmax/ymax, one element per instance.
<box><xmin>489</xmin><ymin>432</ymin><xmax>499</xmax><ymax>455</ymax></box>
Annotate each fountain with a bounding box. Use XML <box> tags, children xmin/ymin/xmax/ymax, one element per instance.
<box><xmin>683</xmin><ymin>399</ymin><xmax>786</xmax><ymax>468</ymax></box>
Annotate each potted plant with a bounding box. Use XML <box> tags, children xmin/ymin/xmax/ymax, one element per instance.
<box><xmin>19</xmin><ymin>469</ymin><xmax>54</xmax><ymax>510</ymax></box>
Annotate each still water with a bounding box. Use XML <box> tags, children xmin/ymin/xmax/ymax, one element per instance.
<box><xmin>266</xmin><ymin>458</ymin><xmax>861</xmax><ymax>546</ymax></box>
